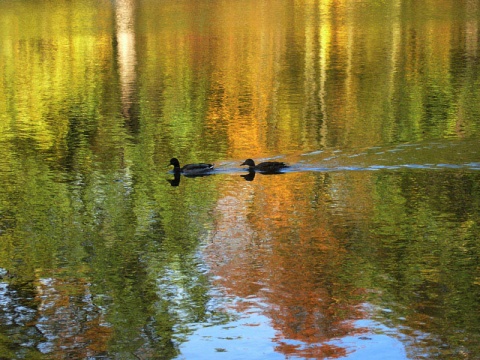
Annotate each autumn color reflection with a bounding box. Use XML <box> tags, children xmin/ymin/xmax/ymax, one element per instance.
<box><xmin>0</xmin><ymin>0</ymin><xmax>479</xmax><ymax>358</ymax></box>
<box><xmin>34</xmin><ymin>276</ymin><xmax>112</xmax><ymax>358</ymax></box>
<box><xmin>204</xmin><ymin>173</ymin><xmax>369</xmax><ymax>358</ymax></box>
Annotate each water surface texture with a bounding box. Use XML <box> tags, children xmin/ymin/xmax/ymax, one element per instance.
<box><xmin>0</xmin><ymin>0</ymin><xmax>480</xmax><ymax>359</ymax></box>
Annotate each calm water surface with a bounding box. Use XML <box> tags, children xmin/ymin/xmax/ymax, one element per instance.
<box><xmin>0</xmin><ymin>0</ymin><xmax>480</xmax><ymax>359</ymax></box>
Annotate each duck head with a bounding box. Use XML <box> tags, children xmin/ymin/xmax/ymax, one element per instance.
<box><xmin>169</xmin><ymin>158</ymin><xmax>181</xmax><ymax>168</ymax></box>
<box><xmin>241</xmin><ymin>159</ymin><xmax>256</xmax><ymax>167</ymax></box>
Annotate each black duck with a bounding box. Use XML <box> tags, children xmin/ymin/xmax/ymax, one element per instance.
<box><xmin>240</xmin><ymin>158</ymin><xmax>288</xmax><ymax>173</ymax></box>
<box><xmin>169</xmin><ymin>158</ymin><xmax>214</xmax><ymax>175</ymax></box>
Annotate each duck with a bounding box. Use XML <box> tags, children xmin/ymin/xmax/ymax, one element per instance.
<box><xmin>240</xmin><ymin>158</ymin><xmax>288</xmax><ymax>173</ymax></box>
<box><xmin>169</xmin><ymin>158</ymin><xmax>214</xmax><ymax>176</ymax></box>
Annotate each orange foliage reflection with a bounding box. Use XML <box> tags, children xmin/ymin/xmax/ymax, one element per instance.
<box><xmin>34</xmin><ymin>275</ymin><xmax>112</xmax><ymax>358</ymax></box>
<box><xmin>204</xmin><ymin>173</ymin><xmax>369</xmax><ymax>358</ymax></box>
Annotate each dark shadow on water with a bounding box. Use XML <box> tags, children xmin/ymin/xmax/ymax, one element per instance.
<box><xmin>241</xmin><ymin>171</ymin><xmax>255</xmax><ymax>181</ymax></box>
<box><xmin>167</xmin><ymin>167</ymin><xmax>290</xmax><ymax>186</ymax></box>
<box><xmin>167</xmin><ymin>173</ymin><xmax>181</xmax><ymax>186</ymax></box>
<box><xmin>167</xmin><ymin>172</ymin><xmax>216</xmax><ymax>186</ymax></box>
<box><xmin>241</xmin><ymin>170</ymin><xmax>287</xmax><ymax>181</ymax></box>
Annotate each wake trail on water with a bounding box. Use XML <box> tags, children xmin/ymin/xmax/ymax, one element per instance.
<box><xmin>293</xmin><ymin>138</ymin><xmax>480</xmax><ymax>173</ymax></box>
<box><xmin>189</xmin><ymin>139</ymin><xmax>480</xmax><ymax>175</ymax></box>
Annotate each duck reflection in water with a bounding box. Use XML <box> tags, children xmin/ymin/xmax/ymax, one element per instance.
<box><xmin>240</xmin><ymin>158</ymin><xmax>289</xmax><ymax>181</ymax></box>
<box><xmin>168</xmin><ymin>173</ymin><xmax>181</xmax><ymax>186</ymax></box>
<box><xmin>241</xmin><ymin>171</ymin><xmax>256</xmax><ymax>181</ymax></box>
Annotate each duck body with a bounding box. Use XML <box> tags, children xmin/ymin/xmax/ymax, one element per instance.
<box><xmin>169</xmin><ymin>158</ymin><xmax>214</xmax><ymax>176</ymax></box>
<box><xmin>240</xmin><ymin>158</ymin><xmax>288</xmax><ymax>173</ymax></box>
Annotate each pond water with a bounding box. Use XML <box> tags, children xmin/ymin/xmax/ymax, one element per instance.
<box><xmin>1</xmin><ymin>0</ymin><xmax>480</xmax><ymax>359</ymax></box>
